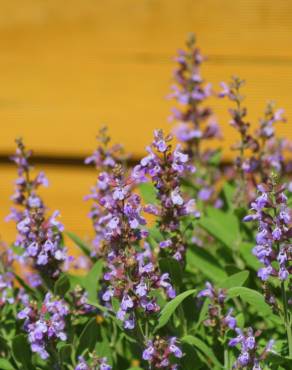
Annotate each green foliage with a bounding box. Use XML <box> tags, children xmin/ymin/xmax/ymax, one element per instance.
<box><xmin>186</xmin><ymin>247</ymin><xmax>227</xmax><ymax>282</ymax></box>
<box><xmin>199</xmin><ymin>207</ymin><xmax>241</xmax><ymax>249</ymax></box>
<box><xmin>12</xmin><ymin>334</ymin><xmax>32</xmax><ymax>370</ymax></box>
<box><xmin>66</xmin><ymin>231</ymin><xmax>92</xmax><ymax>258</ymax></box>
<box><xmin>182</xmin><ymin>335</ymin><xmax>223</xmax><ymax>368</ymax></box>
<box><xmin>138</xmin><ymin>183</ymin><xmax>158</xmax><ymax>204</ymax></box>
<box><xmin>155</xmin><ymin>289</ymin><xmax>196</xmax><ymax>332</ymax></box>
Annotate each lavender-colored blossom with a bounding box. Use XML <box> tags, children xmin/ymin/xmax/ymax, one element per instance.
<box><xmin>198</xmin><ymin>282</ymin><xmax>237</xmax><ymax>334</ymax></box>
<box><xmin>133</xmin><ymin>130</ymin><xmax>199</xmax><ymax>261</ymax></box>
<box><xmin>8</xmin><ymin>139</ymin><xmax>67</xmax><ymax>279</ymax></box>
<box><xmin>101</xmin><ymin>242</ymin><xmax>175</xmax><ymax>329</ymax></box>
<box><xmin>17</xmin><ymin>293</ymin><xmax>69</xmax><ymax>359</ymax></box>
<box><xmin>75</xmin><ymin>355</ymin><xmax>111</xmax><ymax>370</ymax></box>
<box><xmin>169</xmin><ymin>34</ymin><xmax>222</xmax><ymax>207</ymax></box>
<box><xmin>220</xmin><ymin>79</ymin><xmax>290</xmax><ymax>203</ymax></box>
<box><xmin>169</xmin><ymin>34</ymin><xmax>220</xmax><ymax>156</ymax></box>
<box><xmin>229</xmin><ymin>328</ymin><xmax>274</xmax><ymax>369</ymax></box>
<box><xmin>0</xmin><ymin>271</ymin><xmax>14</xmax><ymax>306</ymax></box>
<box><xmin>244</xmin><ymin>178</ymin><xmax>292</xmax><ymax>284</ymax></box>
<box><xmin>87</xmin><ymin>130</ymin><xmax>175</xmax><ymax>329</ymax></box>
<box><xmin>70</xmin><ymin>285</ymin><xmax>96</xmax><ymax>315</ymax></box>
<box><xmin>142</xmin><ymin>336</ymin><xmax>182</xmax><ymax>369</ymax></box>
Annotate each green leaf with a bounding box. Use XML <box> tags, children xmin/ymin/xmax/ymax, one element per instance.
<box><xmin>240</xmin><ymin>243</ymin><xmax>261</xmax><ymax>271</ymax></box>
<box><xmin>159</xmin><ymin>257</ymin><xmax>183</xmax><ymax>287</ymax></box>
<box><xmin>269</xmin><ymin>353</ymin><xmax>292</xmax><ymax>365</ymax></box>
<box><xmin>68</xmin><ymin>274</ymin><xmax>87</xmax><ymax>289</ymax></box>
<box><xmin>0</xmin><ymin>359</ymin><xmax>15</xmax><ymax>370</ymax></box>
<box><xmin>155</xmin><ymin>289</ymin><xmax>196</xmax><ymax>332</ymax></box>
<box><xmin>222</xmin><ymin>182</ymin><xmax>236</xmax><ymax>211</ymax></box>
<box><xmin>208</xmin><ymin>149</ymin><xmax>222</xmax><ymax>166</ymax></box>
<box><xmin>199</xmin><ymin>208</ymin><xmax>240</xmax><ymax>249</ymax></box>
<box><xmin>66</xmin><ymin>231</ymin><xmax>92</xmax><ymax>258</ymax></box>
<box><xmin>14</xmin><ymin>273</ymin><xmax>36</xmax><ymax>295</ymax></box>
<box><xmin>54</xmin><ymin>274</ymin><xmax>70</xmax><ymax>296</ymax></box>
<box><xmin>235</xmin><ymin>312</ymin><xmax>245</xmax><ymax>328</ymax></box>
<box><xmin>12</xmin><ymin>334</ymin><xmax>32</xmax><ymax>370</ymax></box>
<box><xmin>227</xmin><ymin>287</ymin><xmax>273</xmax><ymax>316</ymax></box>
<box><xmin>182</xmin><ymin>335</ymin><xmax>223</xmax><ymax>368</ymax></box>
<box><xmin>181</xmin><ymin>341</ymin><xmax>204</xmax><ymax>369</ymax></box>
<box><xmin>138</xmin><ymin>182</ymin><xmax>157</xmax><ymax>204</ymax></box>
<box><xmin>218</xmin><ymin>271</ymin><xmax>249</xmax><ymax>289</ymax></box>
<box><xmin>11</xmin><ymin>244</ymin><xmax>25</xmax><ymax>257</ymax></box>
<box><xmin>195</xmin><ymin>298</ymin><xmax>210</xmax><ymax>329</ymax></box>
<box><xmin>85</xmin><ymin>259</ymin><xmax>103</xmax><ymax>302</ymax></box>
<box><xmin>59</xmin><ymin>343</ymin><xmax>73</xmax><ymax>364</ymax></box>
<box><xmin>77</xmin><ymin>318</ymin><xmax>100</xmax><ymax>356</ymax></box>
<box><xmin>69</xmin><ymin>260</ymin><xmax>103</xmax><ymax>303</ymax></box>
<box><xmin>186</xmin><ymin>248</ymin><xmax>227</xmax><ymax>282</ymax></box>
<box><xmin>148</xmin><ymin>226</ymin><xmax>163</xmax><ymax>243</ymax></box>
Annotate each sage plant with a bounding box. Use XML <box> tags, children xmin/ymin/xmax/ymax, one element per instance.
<box><xmin>17</xmin><ymin>293</ymin><xmax>69</xmax><ymax>359</ymax></box>
<box><xmin>87</xmin><ymin>132</ymin><xmax>176</xmax><ymax>334</ymax></box>
<box><xmin>133</xmin><ymin>130</ymin><xmax>199</xmax><ymax>262</ymax></box>
<box><xmin>7</xmin><ymin>139</ymin><xmax>67</xmax><ymax>281</ymax></box>
<box><xmin>169</xmin><ymin>34</ymin><xmax>222</xmax><ymax>207</ymax></box>
<box><xmin>244</xmin><ymin>175</ymin><xmax>292</xmax><ymax>356</ymax></box>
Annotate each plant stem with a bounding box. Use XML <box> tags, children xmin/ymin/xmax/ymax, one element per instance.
<box><xmin>224</xmin><ymin>346</ymin><xmax>229</xmax><ymax>369</ymax></box>
<box><xmin>281</xmin><ymin>281</ymin><xmax>292</xmax><ymax>357</ymax></box>
<box><xmin>178</xmin><ymin>305</ymin><xmax>187</xmax><ymax>336</ymax></box>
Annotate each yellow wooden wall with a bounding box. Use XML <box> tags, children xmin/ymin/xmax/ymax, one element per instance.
<box><xmin>1</xmin><ymin>0</ymin><xmax>292</xmax><ymax>243</ymax></box>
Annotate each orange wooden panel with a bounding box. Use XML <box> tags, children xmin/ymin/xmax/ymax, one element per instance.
<box><xmin>0</xmin><ymin>0</ymin><xmax>291</xmax><ymax>158</ymax></box>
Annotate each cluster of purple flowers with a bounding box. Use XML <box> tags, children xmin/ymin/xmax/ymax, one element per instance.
<box><xmin>0</xmin><ymin>271</ymin><xmax>14</xmax><ymax>306</ymax></box>
<box><xmin>169</xmin><ymin>34</ymin><xmax>220</xmax><ymax>159</ymax></box>
<box><xmin>17</xmin><ymin>292</ymin><xmax>69</xmax><ymax>359</ymax></box>
<box><xmin>220</xmin><ymin>78</ymin><xmax>290</xmax><ymax>203</ymax></box>
<box><xmin>229</xmin><ymin>327</ymin><xmax>274</xmax><ymax>369</ymax></box>
<box><xmin>198</xmin><ymin>282</ymin><xmax>237</xmax><ymax>334</ymax></box>
<box><xmin>86</xmin><ymin>136</ymin><xmax>176</xmax><ymax>329</ymax></box>
<box><xmin>7</xmin><ymin>138</ymin><xmax>67</xmax><ymax>279</ymax></box>
<box><xmin>244</xmin><ymin>179</ymin><xmax>292</xmax><ymax>282</ymax></box>
<box><xmin>75</xmin><ymin>354</ymin><xmax>111</xmax><ymax>370</ymax></box>
<box><xmin>198</xmin><ymin>282</ymin><xmax>274</xmax><ymax>368</ymax></box>
<box><xmin>102</xmin><ymin>241</ymin><xmax>175</xmax><ymax>329</ymax></box>
<box><xmin>133</xmin><ymin>129</ymin><xmax>199</xmax><ymax>261</ymax></box>
<box><xmin>219</xmin><ymin>77</ymin><xmax>259</xmax><ymax>203</ymax></box>
<box><xmin>70</xmin><ymin>285</ymin><xmax>96</xmax><ymax>315</ymax></box>
<box><xmin>85</xmin><ymin>127</ymin><xmax>126</xmax><ymax>256</ymax></box>
<box><xmin>95</xmin><ymin>169</ymin><xmax>147</xmax><ymax>252</ymax></box>
<box><xmin>0</xmin><ymin>246</ymin><xmax>15</xmax><ymax>306</ymax></box>
<box><xmin>142</xmin><ymin>336</ymin><xmax>183</xmax><ymax>369</ymax></box>
<box><xmin>169</xmin><ymin>35</ymin><xmax>222</xmax><ymax>207</ymax></box>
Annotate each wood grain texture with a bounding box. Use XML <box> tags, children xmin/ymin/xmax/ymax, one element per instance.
<box><xmin>0</xmin><ymin>0</ymin><xmax>291</xmax><ymax>158</ymax></box>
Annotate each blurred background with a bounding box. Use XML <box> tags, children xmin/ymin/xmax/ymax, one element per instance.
<box><xmin>1</xmin><ymin>0</ymin><xmax>292</xmax><ymax>244</ymax></box>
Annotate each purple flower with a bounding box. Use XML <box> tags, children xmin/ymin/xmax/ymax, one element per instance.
<box><xmin>143</xmin><ymin>337</ymin><xmax>182</xmax><ymax>368</ymax></box>
<box><xmin>229</xmin><ymin>327</ymin><xmax>273</xmax><ymax>369</ymax></box>
<box><xmin>143</xmin><ymin>341</ymin><xmax>154</xmax><ymax>360</ymax></box>
<box><xmin>18</xmin><ymin>293</ymin><xmax>68</xmax><ymax>360</ymax></box>
<box><xmin>121</xmin><ymin>294</ymin><xmax>134</xmax><ymax>310</ymax></box>
<box><xmin>245</xmin><ymin>178</ymin><xmax>291</xmax><ymax>284</ymax></box>
<box><xmin>138</xmin><ymin>130</ymin><xmax>198</xmax><ymax>261</ymax></box>
<box><xmin>75</xmin><ymin>355</ymin><xmax>111</xmax><ymax>370</ymax></box>
<box><xmin>8</xmin><ymin>139</ymin><xmax>67</xmax><ymax>279</ymax></box>
<box><xmin>159</xmin><ymin>239</ymin><xmax>173</xmax><ymax>249</ymax></box>
<box><xmin>169</xmin><ymin>337</ymin><xmax>183</xmax><ymax>358</ymax></box>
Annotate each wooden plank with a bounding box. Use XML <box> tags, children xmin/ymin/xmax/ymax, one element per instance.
<box><xmin>0</xmin><ymin>61</ymin><xmax>291</xmax><ymax>159</ymax></box>
<box><xmin>0</xmin><ymin>0</ymin><xmax>292</xmax><ymax>158</ymax></box>
<box><xmin>1</xmin><ymin>0</ymin><xmax>292</xmax><ymax>57</ymax></box>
